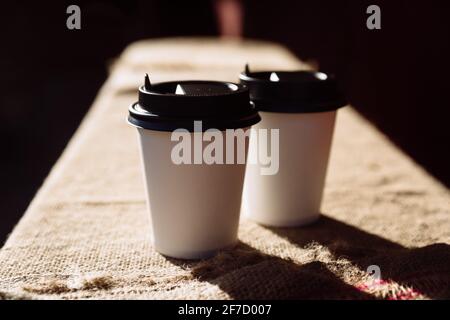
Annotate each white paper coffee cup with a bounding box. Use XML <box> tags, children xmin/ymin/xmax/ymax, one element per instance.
<box><xmin>243</xmin><ymin>110</ymin><xmax>336</xmax><ymax>226</ymax></box>
<box><xmin>137</xmin><ymin>128</ymin><xmax>249</xmax><ymax>259</ymax></box>
<box><xmin>240</xmin><ymin>69</ymin><xmax>346</xmax><ymax>227</ymax></box>
<box><xmin>128</xmin><ymin>78</ymin><xmax>260</xmax><ymax>259</ymax></box>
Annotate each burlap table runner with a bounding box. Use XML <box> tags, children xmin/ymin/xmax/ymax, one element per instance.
<box><xmin>1</xmin><ymin>38</ymin><xmax>449</xmax><ymax>300</ymax></box>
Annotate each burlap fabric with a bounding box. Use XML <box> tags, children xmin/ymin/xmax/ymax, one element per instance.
<box><xmin>0</xmin><ymin>38</ymin><xmax>449</xmax><ymax>300</ymax></box>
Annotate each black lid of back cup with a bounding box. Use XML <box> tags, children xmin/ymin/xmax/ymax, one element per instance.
<box><xmin>239</xmin><ymin>67</ymin><xmax>347</xmax><ymax>113</ymax></box>
<box><xmin>128</xmin><ymin>76</ymin><xmax>261</xmax><ymax>132</ymax></box>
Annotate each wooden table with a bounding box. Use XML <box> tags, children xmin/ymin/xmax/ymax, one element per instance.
<box><xmin>0</xmin><ymin>38</ymin><xmax>449</xmax><ymax>300</ymax></box>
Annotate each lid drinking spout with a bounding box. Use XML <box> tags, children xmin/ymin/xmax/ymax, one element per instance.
<box><xmin>245</xmin><ymin>63</ymin><xmax>250</xmax><ymax>75</ymax></box>
<box><xmin>144</xmin><ymin>74</ymin><xmax>152</xmax><ymax>91</ymax></box>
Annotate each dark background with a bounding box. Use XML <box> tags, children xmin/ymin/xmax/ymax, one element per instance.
<box><xmin>0</xmin><ymin>0</ymin><xmax>449</xmax><ymax>243</ymax></box>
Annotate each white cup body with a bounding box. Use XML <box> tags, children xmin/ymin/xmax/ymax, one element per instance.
<box><xmin>243</xmin><ymin>110</ymin><xmax>336</xmax><ymax>227</ymax></box>
<box><xmin>137</xmin><ymin>128</ymin><xmax>248</xmax><ymax>259</ymax></box>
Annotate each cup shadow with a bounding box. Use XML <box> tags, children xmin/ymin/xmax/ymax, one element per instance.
<box><xmin>166</xmin><ymin>241</ymin><xmax>375</xmax><ymax>300</ymax></box>
<box><xmin>265</xmin><ymin>214</ymin><xmax>450</xmax><ymax>299</ymax></box>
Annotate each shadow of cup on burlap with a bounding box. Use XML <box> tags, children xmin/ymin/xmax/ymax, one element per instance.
<box><xmin>166</xmin><ymin>241</ymin><xmax>375</xmax><ymax>299</ymax></box>
<box><xmin>266</xmin><ymin>215</ymin><xmax>450</xmax><ymax>299</ymax></box>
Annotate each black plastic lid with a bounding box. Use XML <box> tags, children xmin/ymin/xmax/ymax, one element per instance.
<box><xmin>128</xmin><ymin>76</ymin><xmax>261</xmax><ymax>131</ymax></box>
<box><xmin>239</xmin><ymin>68</ymin><xmax>347</xmax><ymax>113</ymax></box>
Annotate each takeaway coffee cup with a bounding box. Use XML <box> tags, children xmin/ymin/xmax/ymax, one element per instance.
<box><xmin>240</xmin><ymin>68</ymin><xmax>346</xmax><ymax>227</ymax></box>
<box><xmin>128</xmin><ymin>75</ymin><xmax>260</xmax><ymax>259</ymax></box>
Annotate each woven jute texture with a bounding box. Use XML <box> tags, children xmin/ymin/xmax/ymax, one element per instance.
<box><xmin>0</xmin><ymin>38</ymin><xmax>449</xmax><ymax>300</ymax></box>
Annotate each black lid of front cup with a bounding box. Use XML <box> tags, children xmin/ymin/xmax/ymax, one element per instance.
<box><xmin>128</xmin><ymin>76</ymin><xmax>261</xmax><ymax>131</ymax></box>
<box><xmin>239</xmin><ymin>68</ymin><xmax>347</xmax><ymax>113</ymax></box>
